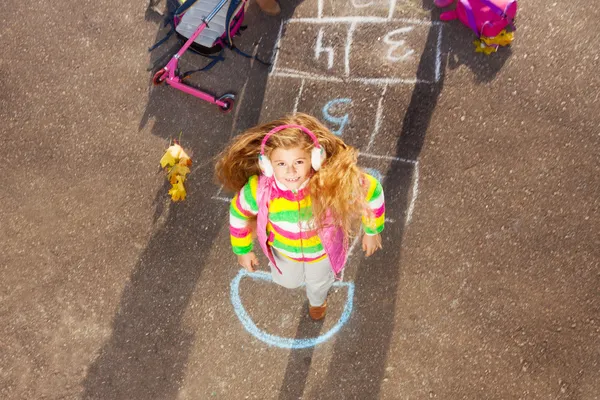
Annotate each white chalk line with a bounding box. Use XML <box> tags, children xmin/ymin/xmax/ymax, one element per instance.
<box><xmin>406</xmin><ymin>161</ymin><xmax>419</xmax><ymax>225</ymax></box>
<box><xmin>270</xmin><ymin>20</ymin><xmax>285</xmax><ymax>73</ymax></box>
<box><xmin>347</xmin><ymin>235</ymin><xmax>362</xmax><ymax>261</ymax></box>
<box><xmin>435</xmin><ymin>23</ymin><xmax>443</xmax><ymax>83</ymax></box>
<box><xmin>292</xmin><ymin>79</ymin><xmax>306</xmax><ymax>114</ymax></box>
<box><xmin>367</xmin><ymin>84</ymin><xmax>388</xmax><ymax>152</ymax></box>
<box><xmin>213</xmin><ymin>196</ymin><xmax>232</xmax><ymax>202</ymax></box>
<box><xmin>358</xmin><ymin>152</ymin><xmax>417</xmax><ymax>165</ymax></box>
<box><xmin>287</xmin><ymin>17</ymin><xmax>441</xmax><ymax>25</ymax></box>
<box><xmin>388</xmin><ymin>0</ymin><xmax>397</xmax><ymax>20</ymax></box>
<box><xmin>270</xmin><ymin>68</ymin><xmax>430</xmax><ymax>86</ymax></box>
<box><xmin>344</xmin><ymin>22</ymin><xmax>357</xmax><ymax>77</ymax></box>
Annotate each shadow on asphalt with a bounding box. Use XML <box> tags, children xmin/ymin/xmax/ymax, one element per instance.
<box><xmin>311</xmin><ymin>12</ymin><xmax>442</xmax><ymax>400</ymax></box>
<box><xmin>278</xmin><ymin>302</ymin><xmax>325</xmax><ymax>400</ymax></box>
<box><xmin>311</xmin><ymin>4</ymin><xmax>510</xmax><ymax>397</ymax></box>
<box><xmin>445</xmin><ymin>22</ymin><xmax>512</xmax><ymax>83</ymax></box>
<box><xmin>81</xmin><ymin>1</ymin><xmax>302</xmax><ymax>398</ymax></box>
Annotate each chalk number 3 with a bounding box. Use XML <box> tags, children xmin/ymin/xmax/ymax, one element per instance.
<box><xmin>383</xmin><ymin>27</ymin><xmax>415</xmax><ymax>62</ymax></box>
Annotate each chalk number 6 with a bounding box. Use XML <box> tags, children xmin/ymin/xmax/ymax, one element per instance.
<box><xmin>322</xmin><ymin>98</ymin><xmax>352</xmax><ymax>136</ymax></box>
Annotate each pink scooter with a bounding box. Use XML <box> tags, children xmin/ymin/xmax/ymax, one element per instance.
<box><xmin>152</xmin><ymin>0</ymin><xmax>236</xmax><ymax>113</ymax></box>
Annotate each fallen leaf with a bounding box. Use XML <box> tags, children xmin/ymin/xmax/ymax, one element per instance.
<box><xmin>179</xmin><ymin>149</ymin><xmax>192</xmax><ymax>166</ymax></box>
<box><xmin>168</xmin><ymin>176</ymin><xmax>186</xmax><ymax>201</ymax></box>
<box><xmin>168</xmin><ymin>164</ymin><xmax>190</xmax><ymax>184</ymax></box>
<box><xmin>160</xmin><ymin>144</ymin><xmax>184</xmax><ymax>168</ymax></box>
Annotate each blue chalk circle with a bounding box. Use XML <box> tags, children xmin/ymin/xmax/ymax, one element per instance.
<box><xmin>230</xmin><ymin>269</ymin><xmax>354</xmax><ymax>349</ymax></box>
<box><xmin>322</xmin><ymin>98</ymin><xmax>352</xmax><ymax>136</ymax></box>
<box><xmin>363</xmin><ymin>168</ymin><xmax>383</xmax><ymax>183</ymax></box>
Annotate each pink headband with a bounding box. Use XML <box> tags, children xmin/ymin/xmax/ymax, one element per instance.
<box><xmin>260</xmin><ymin>124</ymin><xmax>321</xmax><ymax>155</ymax></box>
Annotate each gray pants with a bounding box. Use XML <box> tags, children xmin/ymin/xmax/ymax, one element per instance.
<box><xmin>269</xmin><ymin>248</ymin><xmax>335</xmax><ymax>307</ymax></box>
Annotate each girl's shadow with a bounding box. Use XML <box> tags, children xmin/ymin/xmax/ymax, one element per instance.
<box><xmin>81</xmin><ymin>1</ymin><xmax>303</xmax><ymax>399</ymax></box>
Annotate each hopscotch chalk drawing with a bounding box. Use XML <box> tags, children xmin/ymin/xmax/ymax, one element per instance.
<box><xmin>230</xmin><ymin>270</ymin><xmax>355</xmax><ymax>349</ymax></box>
<box><xmin>212</xmin><ymin>0</ymin><xmax>438</xmax><ymax>348</ymax></box>
<box><xmin>270</xmin><ymin>3</ymin><xmax>443</xmax><ymax>85</ymax></box>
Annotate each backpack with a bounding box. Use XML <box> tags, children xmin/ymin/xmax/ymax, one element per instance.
<box><xmin>174</xmin><ymin>0</ymin><xmax>247</xmax><ymax>55</ymax></box>
<box><xmin>436</xmin><ymin>0</ymin><xmax>517</xmax><ymax>53</ymax></box>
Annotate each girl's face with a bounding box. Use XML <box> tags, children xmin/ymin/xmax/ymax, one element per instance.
<box><xmin>270</xmin><ymin>146</ymin><xmax>312</xmax><ymax>191</ymax></box>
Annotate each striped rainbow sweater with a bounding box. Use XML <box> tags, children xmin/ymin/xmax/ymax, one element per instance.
<box><xmin>230</xmin><ymin>174</ymin><xmax>385</xmax><ymax>262</ymax></box>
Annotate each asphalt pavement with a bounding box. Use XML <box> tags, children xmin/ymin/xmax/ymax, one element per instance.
<box><xmin>1</xmin><ymin>0</ymin><xmax>598</xmax><ymax>398</ymax></box>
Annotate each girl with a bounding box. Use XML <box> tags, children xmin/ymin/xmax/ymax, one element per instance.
<box><xmin>215</xmin><ymin>113</ymin><xmax>384</xmax><ymax>320</ymax></box>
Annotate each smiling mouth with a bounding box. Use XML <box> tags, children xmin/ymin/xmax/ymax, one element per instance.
<box><xmin>286</xmin><ymin>177</ymin><xmax>301</xmax><ymax>182</ymax></box>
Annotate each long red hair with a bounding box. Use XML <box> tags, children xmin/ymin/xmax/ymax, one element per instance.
<box><xmin>215</xmin><ymin>113</ymin><xmax>369</xmax><ymax>237</ymax></box>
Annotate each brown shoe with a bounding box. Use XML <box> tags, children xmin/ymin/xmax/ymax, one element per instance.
<box><xmin>256</xmin><ymin>0</ymin><xmax>281</xmax><ymax>16</ymax></box>
<box><xmin>309</xmin><ymin>301</ymin><xmax>327</xmax><ymax>321</ymax></box>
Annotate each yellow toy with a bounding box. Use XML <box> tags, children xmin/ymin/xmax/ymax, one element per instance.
<box><xmin>474</xmin><ymin>29</ymin><xmax>514</xmax><ymax>54</ymax></box>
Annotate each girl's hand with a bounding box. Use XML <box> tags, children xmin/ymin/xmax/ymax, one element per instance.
<box><xmin>238</xmin><ymin>252</ymin><xmax>259</xmax><ymax>272</ymax></box>
<box><xmin>362</xmin><ymin>233</ymin><xmax>382</xmax><ymax>257</ymax></box>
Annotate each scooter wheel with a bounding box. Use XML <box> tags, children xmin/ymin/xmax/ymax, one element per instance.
<box><xmin>218</xmin><ymin>97</ymin><xmax>235</xmax><ymax>113</ymax></box>
<box><xmin>152</xmin><ymin>69</ymin><xmax>167</xmax><ymax>86</ymax></box>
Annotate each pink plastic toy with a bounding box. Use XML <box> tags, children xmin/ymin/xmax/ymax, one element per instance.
<box><xmin>435</xmin><ymin>0</ymin><xmax>517</xmax><ymax>53</ymax></box>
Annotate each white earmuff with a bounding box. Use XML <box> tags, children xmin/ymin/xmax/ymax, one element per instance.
<box><xmin>260</xmin><ymin>124</ymin><xmax>324</xmax><ymax>178</ymax></box>
<box><xmin>311</xmin><ymin>146</ymin><xmax>326</xmax><ymax>171</ymax></box>
<box><xmin>258</xmin><ymin>154</ymin><xmax>274</xmax><ymax>177</ymax></box>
